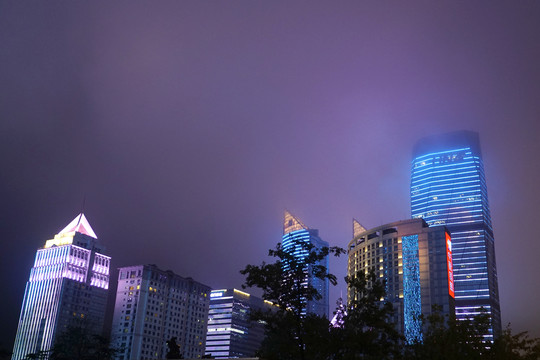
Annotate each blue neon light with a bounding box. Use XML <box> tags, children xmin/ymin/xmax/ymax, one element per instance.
<box><xmin>402</xmin><ymin>234</ymin><xmax>422</xmax><ymax>344</ymax></box>
<box><xmin>411</xmin><ymin>136</ymin><xmax>499</xmax><ymax>340</ymax></box>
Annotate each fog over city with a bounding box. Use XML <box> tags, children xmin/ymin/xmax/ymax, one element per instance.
<box><xmin>1</xmin><ymin>0</ymin><xmax>540</xmax><ymax>350</ymax></box>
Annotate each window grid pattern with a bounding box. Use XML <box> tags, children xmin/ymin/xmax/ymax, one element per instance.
<box><xmin>411</xmin><ymin>142</ymin><xmax>500</xmax><ymax>341</ymax></box>
<box><xmin>281</xmin><ymin>229</ymin><xmax>329</xmax><ymax>318</ymax></box>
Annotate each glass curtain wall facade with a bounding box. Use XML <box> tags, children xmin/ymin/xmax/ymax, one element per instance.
<box><xmin>347</xmin><ymin>219</ymin><xmax>455</xmax><ymax>344</ymax></box>
<box><xmin>11</xmin><ymin>214</ymin><xmax>110</xmax><ymax>360</ymax></box>
<box><xmin>411</xmin><ymin>131</ymin><xmax>501</xmax><ymax>339</ymax></box>
<box><xmin>205</xmin><ymin>289</ymin><xmax>274</xmax><ymax>359</ymax></box>
<box><xmin>282</xmin><ymin>211</ymin><xmax>329</xmax><ymax>318</ymax></box>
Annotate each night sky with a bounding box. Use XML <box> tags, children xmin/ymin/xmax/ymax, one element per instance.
<box><xmin>1</xmin><ymin>1</ymin><xmax>540</xmax><ymax>350</ymax></box>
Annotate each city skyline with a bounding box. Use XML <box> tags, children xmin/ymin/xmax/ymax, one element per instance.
<box><xmin>1</xmin><ymin>1</ymin><xmax>540</xmax><ymax>351</ymax></box>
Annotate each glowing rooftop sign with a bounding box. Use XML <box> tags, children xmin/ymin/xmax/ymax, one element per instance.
<box><xmin>210</xmin><ymin>291</ymin><xmax>225</xmax><ymax>298</ymax></box>
<box><xmin>59</xmin><ymin>213</ymin><xmax>97</xmax><ymax>239</ymax></box>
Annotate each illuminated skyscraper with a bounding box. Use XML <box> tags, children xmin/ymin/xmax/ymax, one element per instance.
<box><xmin>347</xmin><ymin>219</ymin><xmax>455</xmax><ymax>343</ymax></box>
<box><xmin>282</xmin><ymin>211</ymin><xmax>329</xmax><ymax>318</ymax></box>
<box><xmin>411</xmin><ymin>131</ymin><xmax>501</xmax><ymax>338</ymax></box>
<box><xmin>205</xmin><ymin>288</ymin><xmax>274</xmax><ymax>359</ymax></box>
<box><xmin>11</xmin><ymin>214</ymin><xmax>110</xmax><ymax>360</ymax></box>
<box><xmin>111</xmin><ymin>265</ymin><xmax>210</xmax><ymax>360</ymax></box>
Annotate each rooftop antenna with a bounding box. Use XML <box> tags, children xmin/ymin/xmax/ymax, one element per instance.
<box><xmin>77</xmin><ymin>194</ymin><xmax>86</xmax><ymax>225</ymax></box>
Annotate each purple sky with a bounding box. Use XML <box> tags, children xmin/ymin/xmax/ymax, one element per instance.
<box><xmin>1</xmin><ymin>1</ymin><xmax>540</xmax><ymax>349</ymax></box>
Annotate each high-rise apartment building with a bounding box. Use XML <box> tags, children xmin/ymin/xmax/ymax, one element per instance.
<box><xmin>347</xmin><ymin>219</ymin><xmax>455</xmax><ymax>343</ymax></box>
<box><xmin>111</xmin><ymin>265</ymin><xmax>210</xmax><ymax>360</ymax></box>
<box><xmin>282</xmin><ymin>211</ymin><xmax>329</xmax><ymax>318</ymax></box>
<box><xmin>411</xmin><ymin>131</ymin><xmax>501</xmax><ymax>338</ymax></box>
<box><xmin>205</xmin><ymin>288</ymin><xmax>274</xmax><ymax>359</ymax></box>
<box><xmin>11</xmin><ymin>214</ymin><xmax>110</xmax><ymax>360</ymax></box>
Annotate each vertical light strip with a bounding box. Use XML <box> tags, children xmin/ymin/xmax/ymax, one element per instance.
<box><xmin>446</xmin><ymin>232</ymin><xmax>455</xmax><ymax>298</ymax></box>
<box><xmin>13</xmin><ymin>239</ymin><xmax>110</xmax><ymax>359</ymax></box>
<box><xmin>402</xmin><ymin>234</ymin><xmax>422</xmax><ymax>344</ymax></box>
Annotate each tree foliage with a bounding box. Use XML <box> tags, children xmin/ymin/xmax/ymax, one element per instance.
<box><xmin>489</xmin><ymin>325</ymin><xmax>540</xmax><ymax>360</ymax></box>
<box><xmin>166</xmin><ymin>337</ymin><xmax>183</xmax><ymax>359</ymax></box>
<box><xmin>241</xmin><ymin>241</ymin><xmax>401</xmax><ymax>360</ymax></box>
<box><xmin>240</xmin><ymin>241</ymin><xmax>540</xmax><ymax>360</ymax></box>
<box><xmin>331</xmin><ymin>271</ymin><xmax>402</xmax><ymax>360</ymax></box>
<box><xmin>48</xmin><ymin>326</ymin><xmax>116</xmax><ymax>360</ymax></box>
<box><xmin>405</xmin><ymin>306</ymin><xmax>540</xmax><ymax>360</ymax></box>
<box><xmin>405</xmin><ymin>306</ymin><xmax>490</xmax><ymax>360</ymax></box>
<box><xmin>240</xmin><ymin>240</ymin><xmax>345</xmax><ymax>360</ymax></box>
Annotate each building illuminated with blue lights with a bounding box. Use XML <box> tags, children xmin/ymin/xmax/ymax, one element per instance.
<box><xmin>411</xmin><ymin>131</ymin><xmax>501</xmax><ymax>339</ymax></box>
<box><xmin>347</xmin><ymin>219</ymin><xmax>455</xmax><ymax>343</ymax></box>
<box><xmin>205</xmin><ymin>288</ymin><xmax>274</xmax><ymax>359</ymax></box>
<box><xmin>11</xmin><ymin>214</ymin><xmax>110</xmax><ymax>360</ymax></box>
<box><xmin>282</xmin><ymin>211</ymin><xmax>329</xmax><ymax>318</ymax></box>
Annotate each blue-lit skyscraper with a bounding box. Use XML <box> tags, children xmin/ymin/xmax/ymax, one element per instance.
<box><xmin>282</xmin><ymin>211</ymin><xmax>329</xmax><ymax>318</ymax></box>
<box><xmin>410</xmin><ymin>131</ymin><xmax>501</xmax><ymax>338</ymax></box>
<box><xmin>11</xmin><ymin>214</ymin><xmax>110</xmax><ymax>360</ymax></box>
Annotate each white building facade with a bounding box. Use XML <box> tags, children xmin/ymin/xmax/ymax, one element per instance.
<box><xmin>11</xmin><ymin>214</ymin><xmax>110</xmax><ymax>360</ymax></box>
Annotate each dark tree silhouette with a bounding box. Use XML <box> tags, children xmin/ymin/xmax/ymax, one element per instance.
<box><xmin>166</xmin><ymin>337</ymin><xmax>183</xmax><ymax>359</ymax></box>
<box><xmin>48</xmin><ymin>326</ymin><xmax>116</xmax><ymax>360</ymax></box>
<box><xmin>331</xmin><ymin>270</ymin><xmax>402</xmax><ymax>360</ymax></box>
<box><xmin>241</xmin><ymin>240</ymin><xmax>345</xmax><ymax>360</ymax></box>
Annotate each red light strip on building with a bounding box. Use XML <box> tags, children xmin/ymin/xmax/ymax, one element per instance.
<box><xmin>446</xmin><ymin>232</ymin><xmax>455</xmax><ymax>298</ymax></box>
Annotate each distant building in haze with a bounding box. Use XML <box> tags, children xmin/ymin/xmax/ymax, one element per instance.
<box><xmin>411</xmin><ymin>131</ymin><xmax>501</xmax><ymax>338</ymax></box>
<box><xmin>282</xmin><ymin>211</ymin><xmax>329</xmax><ymax>318</ymax></box>
<box><xmin>347</xmin><ymin>219</ymin><xmax>455</xmax><ymax>343</ymax></box>
<box><xmin>11</xmin><ymin>214</ymin><xmax>110</xmax><ymax>360</ymax></box>
<box><xmin>204</xmin><ymin>288</ymin><xmax>274</xmax><ymax>359</ymax></box>
<box><xmin>111</xmin><ymin>264</ymin><xmax>210</xmax><ymax>360</ymax></box>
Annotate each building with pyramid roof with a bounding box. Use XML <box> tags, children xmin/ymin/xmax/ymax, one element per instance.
<box><xmin>282</xmin><ymin>211</ymin><xmax>329</xmax><ymax>318</ymax></box>
<box><xmin>11</xmin><ymin>214</ymin><xmax>110</xmax><ymax>360</ymax></box>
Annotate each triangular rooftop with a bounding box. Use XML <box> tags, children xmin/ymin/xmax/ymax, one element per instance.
<box><xmin>59</xmin><ymin>213</ymin><xmax>98</xmax><ymax>239</ymax></box>
<box><xmin>284</xmin><ymin>210</ymin><xmax>308</xmax><ymax>235</ymax></box>
<box><xmin>353</xmin><ymin>218</ymin><xmax>367</xmax><ymax>238</ymax></box>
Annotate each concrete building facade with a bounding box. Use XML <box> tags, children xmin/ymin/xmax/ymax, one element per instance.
<box><xmin>111</xmin><ymin>265</ymin><xmax>210</xmax><ymax>360</ymax></box>
<box><xmin>347</xmin><ymin>218</ymin><xmax>455</xmax><ymax>343</ymax></box>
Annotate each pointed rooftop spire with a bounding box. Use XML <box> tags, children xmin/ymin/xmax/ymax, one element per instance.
<box><xmin>59</xmin><ymin>213</ymin><xmax>98</xmax><ymax>239</ymax></box>
<box><xmin>353</xmin><ymin>218</ymin><xmax>367</xmax><ymax>238</ymax></box>
<box><xmin>284</xmin><ymin>210</ymin><xmax>307</xmax><ymax>235</ymax></box>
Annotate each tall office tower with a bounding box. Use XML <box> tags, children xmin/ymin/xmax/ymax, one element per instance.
<box><xmin>111</xmin><ymin>265</ymin><xmax>211</xmax><ymax>360</ymax></box>
<box><xmin>347</xmin><ymin>219</ymin><xmax>455</xmax><ymax>343</ymax></box>
<box><xmin>282</xmin><ymin>211</ymin><xmax>329</xmax><ymax>318</ymax></box>
<box><xmin>411</xmin><ymin>131</ymin><xmax>501</xmax><ymax>339</ymax></box>
<box><xmin>205</xmin><ymin>288</ymin><xmax>275</xmax><ymax>359</ymax></box>
<box><xmin>11</xmin><ymin>214</ymin><xmax>110</xmax><ymax>360</ymax></box>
